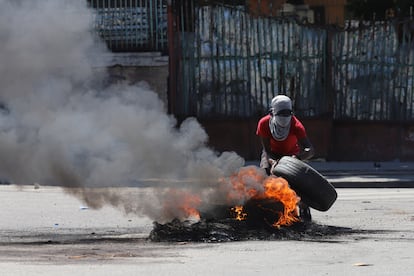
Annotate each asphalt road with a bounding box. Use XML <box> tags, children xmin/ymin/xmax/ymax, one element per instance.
<box><xmin>0</xmin><ymin>185</ymin><xmax>413</xmax><ymax>276</ymax></box>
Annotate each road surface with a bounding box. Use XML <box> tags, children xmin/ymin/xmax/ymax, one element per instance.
<box><xmin>0</xmin><ymin>185</ymin><xmax>413</xmax><ymax>275</ymax></box>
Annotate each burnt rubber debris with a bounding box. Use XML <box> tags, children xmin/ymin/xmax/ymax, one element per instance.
<box><xmin>149</xmin><ymin>218</ymin><xmax>371</xmax><ymax>243</ymax></box>
<box><xmin>149</xmin><ymin>200</ymin><xmax>372</xmax><ymax>243</ymax></box>
<box><xmin>149</xmin><ymin>198</ymin><xmax>363</xmax><ymax>243</ymax></box>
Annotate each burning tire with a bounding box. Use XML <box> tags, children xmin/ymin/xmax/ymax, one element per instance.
<box><xmin>243</xmin><ymin>198</ymin><xmax>284</xmax><ymax>229</ymax></box>
<box><xmin>271</xmin><ymin>156</ymin><xmax>337</xmax><ymax>211</ymax></box>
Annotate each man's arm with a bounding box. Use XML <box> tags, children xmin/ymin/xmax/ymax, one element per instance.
<box><xmin>260</xmin><ymin>137</ymin><xmax>282</xmax><ymax>160</ymax></box>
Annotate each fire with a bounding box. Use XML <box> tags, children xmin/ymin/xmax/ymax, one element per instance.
<box><xmin>227</xmin><ymin>166</ymin><xmax>300</xmax><ymax>227</ymax></box>
<box><xmin>162</xmin><ymin>166</ymin><xmax>300</xmax><ymax>227</ymax></box>
<box><xmin>261</xmin><ymin>176</ymin><xmax>300</xmax><ymax>226</ymax></box>
<box><xmin>225</xmin><ymin>165</ymin><xmax>266</xmax><ymax>203</ymax></box>
<box><xmin>163</xmin><ymin>189</ymin><xmax>201</xmax><ymax>221</ymax></box>
<box><xmin>232</xmin><ymin>205</ymin><xmax>247</xmax><ymax>220</ymax></box>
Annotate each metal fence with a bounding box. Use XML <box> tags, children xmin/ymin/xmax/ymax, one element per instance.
<box><xmin>176</xmin><ymin>4</ymin><xmax>328</xmax><ymax>119</ymax></box>
<box><xmin>172</xmin><ymin>2</ymin><xmax>414</xmax><ymax>121</ymax></box>
<box><xmin>332</xmin><ymin>20</ymin><xmax>414</xmax><ymax>121</ymax></box>
<box><xmin>86</xmin><ymin>1</ymin><xmax>414</xmax><ymax>121</ymax></box>
<box><xmin>88</xmin><ymin>0</ymin><xmax>168</xmax><ymax>52</ymax></box>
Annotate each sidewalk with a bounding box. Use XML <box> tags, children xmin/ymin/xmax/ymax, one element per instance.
<box><xmin>1</xmin><ymin>161</ymin><xmax>413</xmax><ymax>188</ymax></box>
<box><xmin>310</xmin><ymin>160</ymin><xmax>414</xmax><ymax>188</ymax></box>
<box><xmin>246</xmin><ymin>160</ymin><xmax>414</xmax><ymax>188</ymax></box>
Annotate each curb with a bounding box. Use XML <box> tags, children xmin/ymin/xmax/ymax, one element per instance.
<box><xmin>329</xmin><ymin>181</ymin><xmax>414</xmax><ymax>188</ymax></box>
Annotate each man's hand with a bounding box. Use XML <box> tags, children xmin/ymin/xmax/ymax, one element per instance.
<box><xmin>297</xmin><ymin>137</ymin><xmax>315</xmax><ymax>160</ymax></box>
<box><xmin>268</xmin><ymin>158</ymin><xmax>278</xmax><ymax>175</ymax></box>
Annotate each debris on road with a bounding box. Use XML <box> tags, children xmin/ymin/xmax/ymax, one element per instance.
<box><xmin>149</xmin><ymin>218</ymin><xmax>374</xmax><ymax>243</ymax></box>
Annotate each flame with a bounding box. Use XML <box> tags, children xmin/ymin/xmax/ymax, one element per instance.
<box><xmin>232</xmin><ymin>205</ymin><xmax>247</xmax><ymax>220</ymax></box>
<box><xmin>181</xmin><ymin>198</ymin><xmax>201</xmax><ymax>221</ymax></box>
<box><xmin>262</xmin><ymin>176</ymin><xmax>300</xmax><ymax>227</ymax></box>
<box><xmin>163</xmin><ymin>189</ymin><xmax>201</xmax><ymax>221</ymax></box>
<box><xmin>226</xmin><ymin>166</ymin><xmax>300</xmax><ymax>227</ymax></box>
<box><xmin>225</xmin><ymin>166</ymin><xmax>266</xmax><ymax>203</ymax></box>
<box><xmin>161</xmin><ymin>166</ymin><xmax>300</xmax><ymax>227</ymax></box>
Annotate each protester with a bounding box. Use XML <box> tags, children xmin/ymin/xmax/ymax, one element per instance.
<box><xmin>256</xmin><ymin>95</ymin><xmax>315</xmax><ymax>221</ymax></box>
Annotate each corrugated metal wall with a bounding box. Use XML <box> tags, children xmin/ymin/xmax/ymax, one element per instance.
<box><xmin>88</xmin><ymin>0</ymin><xmax>168</xmax><ymax>52</ymax></box>
<box><xmin>332</xmin><ymin>20</ymin><xmax>414</xmax><ymax>121</ymax></box>
<box><xmin>171</xmin><ymin>1</ymin><xmax>414</xmax><ymax>122</ymax></box>
<box><xmin>85</xmin><ymin>1</ymin><xmax>414</xmax><ymax>122</ymax></box>
<box><xmin>174</xmin><ymin>4</ymin><xmax>328</xmax><ymax>119</ymax></box>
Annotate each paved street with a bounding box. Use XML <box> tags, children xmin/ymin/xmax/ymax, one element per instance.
<box><xmin>246</xmin><ymin>160</ymin><xmax>414</xmax><ymax>188</ymax></box>
<box><xmin>0</xmin><ymin>185</ymin><xmax>413</xmax><ymax>276</ymax></box>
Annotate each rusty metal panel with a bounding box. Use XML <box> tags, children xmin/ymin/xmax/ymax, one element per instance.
<box><xmin>176</xmin><ymin>3</ymin><xmax>329</xmax><ymax>118</ymax></box>
<box><xmin>200</xmin><ymin>119</ymin><xmax>262</xmax><ymax>160</ymax></box>
<box><xmin>200</xmin><ymin>118</ymin><xmax>414</xmax><ymax>161</ymax></box>
<box><xmin>332</xmin><ymin>20</ymin><xmax>414</xmax><ymax>121</ymax></box>
<box><xmin>247</xmin><ymin>0</ymin><xmax>285</xmax><ymax>17</ymax></box>
<box><xmin>324</xmin><ymin>5</ymin><xmax>345</xmax><ymax>25</ymax></box>
<box><xmin>171</xmin><ymin>1</ymin><xmax>414</xmax><ymax>122</ymax></box>
<box><xmin>305</xmin><ymin>0</ymin><xmax>346</xmax><ymax>25</ymax></box>
<box><xmin>330</xmin><ymin>122</ymin><xmax>400</xmax><ymax>161</ymax></box>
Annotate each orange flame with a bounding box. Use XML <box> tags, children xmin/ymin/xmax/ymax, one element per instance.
<box><xmin>232</xmin><ymin>205</ymin><xmax>247</xmax><ymax>220</ymax></box>
<box><xmin>162</xmin><ymin>166</ymin><xmax>300</xmax><ymax>227</ymax></box>
<box><xmin>225</xmin><ymin>166</ymin><xmax>300</xmax><ymax>227</ymax></box>
<box><xmin>262</xmin><ymin>176</ymin><xmax>300</xmax><ymax>227</ymax></box>
<box><xmin>163</xmin><ymin>189</ymin><xmax>201</xmax><ymax>221</ymax></box>
<box><xmin>225</xmin><ymin>166</ymin><xmax>266</xmax><ymax>203</ymax></box>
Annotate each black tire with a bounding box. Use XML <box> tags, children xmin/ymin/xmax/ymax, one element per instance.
<box><xmin>271</xmin><ymin>156</ymin><xmax>337</xmax><ymax>211</ymax></box>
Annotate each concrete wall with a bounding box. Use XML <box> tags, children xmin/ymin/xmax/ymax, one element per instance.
<box><xmin>97</xmin><ymin>52</ymin><xmax>169</xmax><ymax>110</ymax></box>
<box><xmin>106</xmin><ymin>65</ymin><xmax>169</xmax><ymax>106</ymax></box>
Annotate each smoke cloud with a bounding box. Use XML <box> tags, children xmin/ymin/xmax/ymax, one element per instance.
<box><xmin>0</xmin><ymin>0</ymin><xmax>247</xmax><ymax>222</ymax></box>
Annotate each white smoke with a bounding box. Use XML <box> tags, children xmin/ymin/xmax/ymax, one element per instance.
<box><xmin>0</xmin><ymin>0</ymin><xmax>245</xmax><ymax>222</ymax></box>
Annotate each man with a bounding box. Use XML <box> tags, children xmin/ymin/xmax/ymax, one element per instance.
<box><xmin>256</xmin><ymin>95</ymin><xmax>314</xmax><ymax>221</ymax></box>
